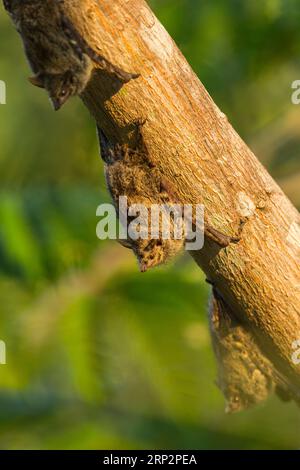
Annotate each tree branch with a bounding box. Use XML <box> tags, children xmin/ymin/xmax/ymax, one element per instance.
<box><xmin>4</xmin><ymin>0</ymin><xmax>300</xmax><ymax>410</ymax></box>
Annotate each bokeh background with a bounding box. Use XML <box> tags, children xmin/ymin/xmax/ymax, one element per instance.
<box><xmin>0</xmin><ymin>0</ymin><xmax>300</xmax><ymax>450</ymax></box>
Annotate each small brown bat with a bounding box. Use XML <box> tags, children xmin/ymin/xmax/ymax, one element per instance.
<box><xmin>98</xmin><ymin>122</ymin><xmax>241</xmax><ymax>272</ymax></box>
<box><xmin>208</xmin><ymin>284</ymin><xmax>294</xmax><ymax>412</ymax></box>
<box><xmin>3</xmin><ymin>0</ymin><xmax>139</xmax><ymax>110</ymax></box>
<box><xmin>98</xmin><ymin>122</ymin><xmax>185</xmax><ymax>272</ymax></box>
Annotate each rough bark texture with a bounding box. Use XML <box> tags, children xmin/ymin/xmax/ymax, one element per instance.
<box><xmin>4</xmin><ymin>0</ymin><xmax>300</xmax><ymax>409</ymax></box>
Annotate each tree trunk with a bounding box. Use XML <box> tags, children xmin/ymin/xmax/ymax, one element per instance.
<box><xmin>4</xmin><ymin>0</ymin><xmax>300</xmax><ymax>410</ymax></box>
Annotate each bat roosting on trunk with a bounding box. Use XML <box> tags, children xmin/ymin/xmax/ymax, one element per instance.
<box><xmin>3</xmin><ymin>0</ymin><xmax>139</xmax><ymax>110</ymax></box>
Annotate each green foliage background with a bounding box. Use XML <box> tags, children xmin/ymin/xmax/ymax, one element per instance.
<box><xmin>0</xmin><ymin>0</ymin><xmax>299</xmax><ymax>449</ymax></box>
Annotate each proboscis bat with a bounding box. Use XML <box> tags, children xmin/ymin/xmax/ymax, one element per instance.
<box><xmin>208</xmin><ymin>284</ymin><xmax>293</xmax><ymax>412</ymax></box>
<box><xmin>98</xmin><ymin>122</ymin><xmax>185</xmax><ymax>272</ymax></box>
<box><xmin>97</xmin><ymin>122</ymin><xmax>243</xmax><ymax>272</ymax></box>
<box><xmin>3</xmin><ymin>0</ymin><xmax>139</xmax><ymax>110</ymax></box>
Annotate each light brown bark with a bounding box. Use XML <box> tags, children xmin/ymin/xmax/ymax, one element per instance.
<box><xmin>6</xmin><ymin>0</ymin><xmax>300</xmax><ymax>406</ymax></box>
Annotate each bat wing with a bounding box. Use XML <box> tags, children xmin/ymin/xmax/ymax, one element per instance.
<box><xmin>59</xmin><ymin>12</ymin><xmax>139</xmax><ymax>82</ymax></box>
<box><xmin>3</xmin><ymin>0</ymin><xmax>20</xmax><ymax>25</ymax></box>
<box><xmin>3</xmin><ymin>0</ymin><xmax>13</xmax><ymax>12</ymax></box>
<box><xmin>96</xmin><ymin>126</ymin><xmax>118</xmax><ymax>165</ymax></box>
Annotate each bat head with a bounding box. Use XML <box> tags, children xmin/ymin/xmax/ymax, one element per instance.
<box><xmin>134</xmin><ymin>237</ymin><xmax>184</xmax><ymax>273</ymax></box>
<box><xmin>29</xmin><ymin>71</ymin><xmax>84</xmax><ymax>111</ymax></box>
<box><xmin>47</xmin><ymin>72</ymin><xmax>76</xmax><ymax>111</ymax></box>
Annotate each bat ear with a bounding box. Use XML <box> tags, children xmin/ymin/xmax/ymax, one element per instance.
<box><xmin>28</xmin><ymin>75</ymin><xmax>45</xmax><ymax>88</ymax></box>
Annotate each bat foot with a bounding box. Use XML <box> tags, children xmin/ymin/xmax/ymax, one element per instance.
<box><xmin>133</xmin><ymin>117</ymin><xmax>147</xmax><ymax>131</ymax></box>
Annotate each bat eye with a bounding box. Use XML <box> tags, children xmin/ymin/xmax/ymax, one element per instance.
<box><xmin>60</xmin><ymin>89</ymin><xmax>67</xmax><ymax>97</ymax></box>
